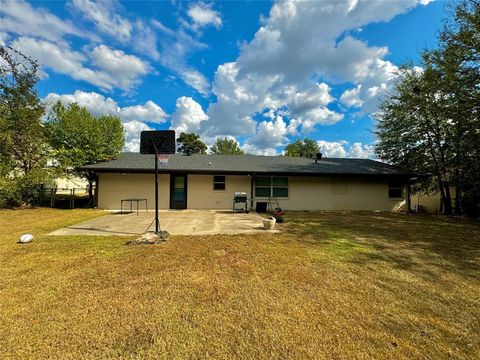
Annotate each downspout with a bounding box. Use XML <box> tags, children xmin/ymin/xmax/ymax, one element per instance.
<box><xmin>250</xmin><ymin>173</ymin><xmax>256</xmax><ymax>211</ymax></box>
<box><xmin>94</xmin><ymin>173</ymin><xmax>99</xmax><ymax>208</ymax></box>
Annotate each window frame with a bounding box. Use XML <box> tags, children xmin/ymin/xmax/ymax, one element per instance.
<box><xmin>254</xmin><ymin>176</ymin><xmax>289</xmax><ymax>198</ymax></box>
<box><xmin>388</xmin><ymin>181</ymin><xmax>404</xmax><ymax>199</ymax></box>
<box><xmin>213</xmin><ymin>175</ymin><xmax>226</xmax><ymax>191</ymax></box>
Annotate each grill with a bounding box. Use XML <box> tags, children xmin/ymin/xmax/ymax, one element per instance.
<box><xmin>233</xmin><ymin>192</ymin><xmax>248</xmax><ymax>213</ymax></box>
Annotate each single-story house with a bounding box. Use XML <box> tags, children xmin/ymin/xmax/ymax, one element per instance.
<box><xmin>81</xmin><ymin>153</ymin><xmax>421</xmax><ymax>212</ymax></box>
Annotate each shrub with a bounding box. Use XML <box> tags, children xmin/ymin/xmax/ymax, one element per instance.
<box><xmin>0</xmin><ymin>170</ymin><xmax>54</xmax><ymax>208</ymax></box>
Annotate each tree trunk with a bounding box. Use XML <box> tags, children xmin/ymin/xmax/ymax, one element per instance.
<box><xmin>438</xmin><ymin>178</ymin><xmax>446</xmax><ymax>214</ymax></box>
<box><xmin>443</xmin><ymin>182</ymin><xmax>453</xmax><ymax>215</ymax></box>
<box><xmin>455</xmin><ymin>186</ymin><xmax>462</xmax><ymax>215</ymax></box>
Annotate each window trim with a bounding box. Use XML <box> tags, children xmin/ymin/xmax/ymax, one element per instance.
<box><xmin>255</xmin><ymin>176</ymin><xmax>289</xmax><ymax>198</ymax></box>
<box><xmin>388</xmin><ymin>182</ymin><xmax>404</xmax><ymax>199</ymax></box>
<box><xmin>213</xmin><ymin>175</ymin><xmax>226</xmax><ymax>191</ymax></box>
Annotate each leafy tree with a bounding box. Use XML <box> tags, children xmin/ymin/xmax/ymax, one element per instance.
<box><xmin>284</xmin><ymin>139</ymin><xmax>319</xmax><ymax>157</ymax></box>
<box><xmin>0</xmin><ymin>46</ymin><xmax>51</xmax><ymax>207</ymax></box>
<box><xmin>210</xmin><ymin>137</ymin><xmax>244</xmax><ymax>155</ymax></box>
<box><xmin>375</xmin><ymin>0</ymin><xmax>480</xmax><ymax>216</ymax></box>
<box><xmin>176</xmin><ymin>132</ymin><xmax>207</xmax><ymax>155</ymax></box>
<box><xmin>45</xmin><ymin>102</ymin><xmax>124</xmax><ymax>204</ymax></box>
<box><xmin>0</xmin><ymin>46</ymin><xmax>47</xmax><ymax>176</ymax></box>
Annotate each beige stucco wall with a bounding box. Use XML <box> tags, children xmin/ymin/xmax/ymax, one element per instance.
<box><xmin>411</xmin><ymin>188</ymin><xmax>456</xmax><ymax>214</ymax></box>
<box><xmin>187</xmin><ymin>175</ymin><xmax>251</xmax><ymax>209</ymax></box>
<box><xmin>254</xmin><ymin>176</ymin><xmax>406</xmax><ymax>211</ymax></box>
<box><xmin>96</xmin><ymin>173</ymin><xmax>406</xmax><ymax>212</ymax></box>
<box><xmin>98</xmin><ymin>173</ymin><xmax>170</xmax><ymax>210</ymax></box>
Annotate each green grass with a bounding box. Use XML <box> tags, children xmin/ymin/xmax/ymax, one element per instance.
<box><xmin>0</xmin><ymin>209</ymin><xmax>479</xmax><ymax>359</ymax></box>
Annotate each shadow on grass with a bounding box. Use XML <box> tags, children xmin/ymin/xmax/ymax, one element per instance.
<box><xmin>285</xmin><ymin>211</ymin><xmax>480</xmax><ymax>279</ymax></box>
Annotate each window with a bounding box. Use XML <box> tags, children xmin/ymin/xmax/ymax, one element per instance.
<box><xmin>273</xmin><ymin>177</ymin><xmax>288</xmax><ymax>198</ymax></box>
<box><xmin>255</xmin><ymin>176</ymin><xmax>288</xmax><ymax>198</ymax></box>
<box><xmin>388</xmin><ymin>181</ymin><xmax>403</xmax><ymax>198</ymax></box>
<box><xmin>213</xmin><ymin>175</ymin><xmax>226</xmax><ymax>191</ymax></box>
<box><xmin>255</xmin><ymin>176</ymin><xmax>271</xmax><ymax>197</ymax></box>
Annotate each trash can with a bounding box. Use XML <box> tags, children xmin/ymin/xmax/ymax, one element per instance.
<box><xmin>256</xmin><ymin>202</ymin><xmax>267</xmax><ymax>213</ymax></box>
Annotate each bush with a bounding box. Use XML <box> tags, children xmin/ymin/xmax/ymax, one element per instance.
<box><xmin>0</xmin><ymin>170</ymin><xmax>53</xmax><ymax>208</ymax></box>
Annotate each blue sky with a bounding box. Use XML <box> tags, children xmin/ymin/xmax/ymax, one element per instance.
<box><xmin>0</xmin><ymin>0</ymin><xmax>448</xmax><ymax>156</ymax></box>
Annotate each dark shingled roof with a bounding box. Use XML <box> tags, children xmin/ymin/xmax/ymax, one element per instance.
<box><xmin>81</xmin><ymin>153</ymin><xmax>419</xmax><ymax>178</ymax></box>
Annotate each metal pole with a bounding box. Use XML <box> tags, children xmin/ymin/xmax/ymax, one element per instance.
<box><xmin>155</xmin><ymin>150</ymin><xmax>159</xmax><ymax>233</ymax></box>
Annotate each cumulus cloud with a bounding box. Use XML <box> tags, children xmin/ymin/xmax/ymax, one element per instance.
<box><xmin>123</xmin><ymin>120</ymin><xmax>152</xmax><ymax>152</ymax></box>
<box><xmin>44</xmin><ymin>90</ymin><xmax>167</xmax><ymax>123</ymax></box>
<box><xmin>340</xmin><ymin>85</ymin><xmax>363</xmax><ymax>108</ymax></box>
<box><xmin>348</xmin><ymin>142</ymin><xmax>375</xmax><ymax>159</ymax></box>
<box><xmin>317</xmin><ymin>140</ymin><xmax>348</xmax><ymax>158</ymax></box>
<box><xmin>11</xmin><ymin>37</ymin><xmax>149</xmax><ymax>91</ymax></box>
<box><xmin>170</xmin><ymin>96</ymin><xmax>208</xmax><ymax>134</ymax></box>
<box><xmin>119</xmin><ymin>101</ymin><xmax>167</xmax><ymax>124</ymax></box>
<box><xmin>187</xmin><ymin>2</ymin><xmax>222</xmax><ymax>30</ymax></box>
<box><xmin>90</xmin><ymin>44</ymin><xmax>150</xmax><ymax>90</ymax></box>
<box><xmin>317</xmin><ymin>140</ymin><xmax>375</xmax><ymax>159</ymax></box>
<box><xmin>44</xmin><ymin>91</ymin><xmax>118</xmax><ymax>116</ymax></box>
<box><xmin>179</xmin><ymin>69</ymin><xmax>210</xmax><ymax>96</ymax></box>
<box><xmin>203</xmin><ymin>0</ymin><xmax>430</xmax><ymax>150</ymax></box>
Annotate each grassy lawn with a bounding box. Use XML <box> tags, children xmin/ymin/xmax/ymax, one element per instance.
<box><xmin>0</xmin><ymin>209</ymin><xmax>479</xmax><ymax>359</ymax></box>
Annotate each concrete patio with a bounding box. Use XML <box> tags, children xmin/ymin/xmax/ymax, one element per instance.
<box><xmin>49</xmin><ymin>210</ymin><xmax>279</xmax><ymax>236</ymax></box>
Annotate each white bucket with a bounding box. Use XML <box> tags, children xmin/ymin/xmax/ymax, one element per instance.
<box><xmin>263</xmin><ymin>217</ymin><xmax>276</xmax><ymax>230</ymax></box>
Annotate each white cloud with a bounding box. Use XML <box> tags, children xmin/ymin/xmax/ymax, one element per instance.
<box><xmin>70</xmin><ymin>0</ymin><xmax>132</xmax><ymax>42</ymax></box>
<box><xmin>123</xmin><ymin>120</ymin><xmax>152</xmax><ymax>152</ymax></box>
<box><xmin>348</xmin><ymin>142</ymin><xmax>375</xmax><ymax>159</ymax></box>
<box><xmin>241</xmin><ymin>114</ymin><xmax>303</xmax><ymax>155</ymax></box>
<box><xmin>11</xmin><ymin>37</ymin><xmax>112</xmax><ymax>89</ymax></box>
<box><xmin>317</xmin><ymin>140</ymin><xmax>348</xmax><ymax>158</ymax></box>
<box><xmin>90</xmin><ymin>44</ymin><xmax>150</xmax><ymax>90</ymax></box>
<box><xmin>151</xmin><ymin>19</ymin><xmax>210</xmax><ymax>95</ymax></box>
<box><xmin>249</xmin><ymin>116</ymin><xmax>289</xmax><ymax>150</ymax></box>
<box><xmin>44</xmin><ymin>91</ymin><xmax>118</xmax><ymax>115</ymax></box>
<box><xmin>119</xmin><ymin>101</ymin><xmax>167</xmax><ymax>124</ymax></box>
<box><xmin>187</xmin><ymin>3</ymin><xmax>222</xmax><ymax>30</ymax></box>
<box><xmin>44</xmin><ymin>90</ymin><xmax>167</xmax><ymax>124</ymax></box>
<box><xmin>131</xmin><ymin>19</ymin><xmax>160</xmax><ymax>60</ymax></box>
<box><xmin>179</xmin><ymin>69</ymin><xmax>210</xmax><ymax>96</ymax></box>
<box><xmin>10</xmin><ymin>37</ymin><xmax>149</xmax><ymax>91</ymax></box>
<box><xmin>317</xmin><ymin>140</ymin><xmax>375</xmax><ymax>159</ymax></box>
<box><xmin>0</xmin><ymin>0</ymin><xmax>86</xmax><ymax>43</ymax></box>
<box><xmin>170</xmin><ymin>96</ymin><xmax>208</xmax><ymax>134</ymax></box>
<box><xmin>340</xmin><ymin>85</ymin><xmax>363</xmax><ymax>108</ymax></box>
<box><xmin>204</xmin><ymin>0</ymin><xmax>430</xmax><ymax>139</ymax></box>
<box><xmin>241</xmin><ymin>143</ymin><xmax>279</xmax><ymax>156</ymax></box>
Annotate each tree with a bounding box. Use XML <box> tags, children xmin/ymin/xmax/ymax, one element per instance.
<box><xmin>0</xmin><ymin>46</ymin><xmax>47</xmax><ymax>176</ymax></box>
<box><xmin>45</xmin><ymin>102</ymin><xmax>124</xmax><ymax>205</ymax></box>
<box><xmin>284</xmin><ymin>139</ymin><xmax>319</xmax><ymax>157</ymax></box>
<box><xmin>375</xmin><ymin>65</ymin><xmax>455</xmax><ymax>214</ymax></box>
<box><xmin>375</xmin><ymin>0</ymin><xmax>480</xmax><ymax>216</ymax></box>
<box><xmin>176</xmin><ymin>132</ymin><xmax>207</xmax><ymax>155</ymax></box>
<box><xmin>210</xmin><ymin>137</ymin><xmax>244</xmax><ymax>155</ymax></box>
<box><xmin>0</xmin><ymin>46</ymin><xmax>51</xmax><ymax>207</ymax></box>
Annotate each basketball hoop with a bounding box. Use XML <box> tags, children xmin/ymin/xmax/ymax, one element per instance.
<box><xmin>157</xmin><ymin>154</ymin><xmax>170</xmax><ymax>167</ymax></box>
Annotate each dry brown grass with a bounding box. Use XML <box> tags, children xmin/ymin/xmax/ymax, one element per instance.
<box><xmin>0</xmin><ymin>209</ymin><xmax>479</xmax><ymax>359</ymax></box>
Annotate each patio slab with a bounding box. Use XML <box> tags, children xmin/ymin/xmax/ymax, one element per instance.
<box><xmin>49</xmin><ymin>210</ymin><xmax>279</xmax><ymax>236</ymax></box>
